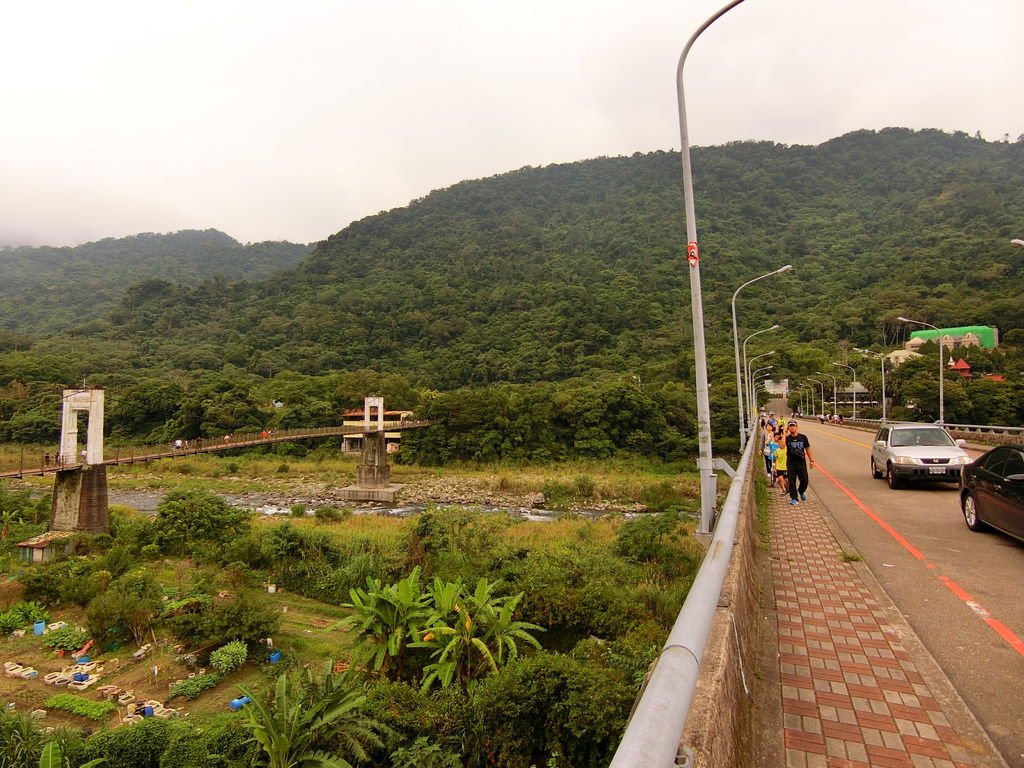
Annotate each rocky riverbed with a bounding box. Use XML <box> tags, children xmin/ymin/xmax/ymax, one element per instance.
<box><xmin>106</xmin><ymin>474</ymin><xmax>647</xmax><ymax>518</ymax></box>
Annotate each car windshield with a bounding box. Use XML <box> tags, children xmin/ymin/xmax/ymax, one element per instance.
<box><xmin>890</xmin><ymin>428</ymin><xmax>955</xmax><ymax>448</ymax></box>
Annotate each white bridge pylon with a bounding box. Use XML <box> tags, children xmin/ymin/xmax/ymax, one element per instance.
<box><xmin>60</xmin><ymin>388</ymin><xmax>104</xmax><ymax>466</ymax></box>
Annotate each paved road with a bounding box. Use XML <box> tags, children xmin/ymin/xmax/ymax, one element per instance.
<box><xmin>800</xmin><ymin>420</ymin><xmax>1024</xmax><ymax>766</ymax></box>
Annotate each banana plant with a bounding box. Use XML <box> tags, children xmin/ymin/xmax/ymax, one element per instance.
<box><xmin>240</xmin><ymin>667</ymin><xmax>384</xmax><ymax>768</ymax></box>
<box><xmin>338</xmin><ymin>566</ymin><xmax>431</xmax><ymax>680</ymax></box>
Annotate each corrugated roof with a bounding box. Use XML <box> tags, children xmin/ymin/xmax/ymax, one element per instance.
<box><xmin>16</xmin><ymin>530</ymin><xmax>74</xmax><ymax>548</ymax></box>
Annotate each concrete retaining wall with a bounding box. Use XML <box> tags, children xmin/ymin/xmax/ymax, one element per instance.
<box><xmin>681</xmin><ymin>460</ymin><xmax>763</xmax><ymax>767</ymax></box>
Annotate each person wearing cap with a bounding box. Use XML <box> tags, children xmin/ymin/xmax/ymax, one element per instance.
<box><xmin>785</xmin><ymin>421</ymin><xmax>815</xmax><ymax>505</ymax></box>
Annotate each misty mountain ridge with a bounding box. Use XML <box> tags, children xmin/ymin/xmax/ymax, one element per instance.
<box><xmin>4</xmin><ymin>127</ymin><xmax>1024</xmax><ymax>393</ymax></box>
<box><xmin>0</xmin><ymin>229</ymin><xmax>312</xmax><ymax>334</ymax></box>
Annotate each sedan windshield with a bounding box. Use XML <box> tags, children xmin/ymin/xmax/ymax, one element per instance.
<box><xmin>890</xmin><ymin>429</ymin><xmax>955</xmax><ymax>448</ymax></box>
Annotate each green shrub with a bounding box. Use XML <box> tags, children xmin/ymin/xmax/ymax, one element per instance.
<box><xmin>167</xmin><ymin>591</ymin><xmax>279</xmax><ymax>648</ymax></box>
<box><xmin>313</xmin><ymin>505</ymin><xmax>348</xmax><ymax>523</ymax></box>
<box><xmin>289</xmin><ymin>503</ymin><xmax>307</xmax><ymax>517</ymax></box>
<box><xmin>85</xmin><ymin>718</ymin><xmax>176</xmax><ymax>768</ymax></box>
<box><xmin>1</xmin><ymin>600</ymin><xmax>49</xmax><ymax>627</ymax></box>
<box><xmin>390</xmin><ymin>736</ymin><xmax>462</xmax><ymax>768</ymax></box>
<box><xmin>468</xmin><ymin>653</ymin><xmax>634</xmax><ymax>768</ymax></box>
<box><xmin>209</xmin><ymin>640</ymin><xmax>248</xmax><ymax>675</ymax></box>
<box><xmin>573</xmin><ymin>475</ymin><xmax>596</xmax><ymax>499</ymax></box>
<box><xmin>42</xmin><ymin>626</ymin><xmax>91</xmax><ymax>651</ymax></box>
<box><xmin>140</xmin><ymin>543</ymin><xmax>161</xmax><ymax>559</ymax></box>
<box><xmin>44</xmin><ymin>693</ymin><xmax>117</xmax><ymax>720</ymax></box>
<box><xmin>0</xmin><ymin>708</ymin><xmax>45</xmax><ymax>767</ymax></box>
<box><xmin>541</xmin><ymin>479</ymin><xmax>574</xmax><ymax>508</ymax></box>
<box><xmin>170</xmin><ymin>673</ymin><xmax>223</xmax><ymax>700</ymax></box>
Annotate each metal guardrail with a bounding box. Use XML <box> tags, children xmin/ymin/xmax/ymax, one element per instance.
<box><xmin>837</xmin><ymin>418</ymin><xmax>1024</xmax><ymax>443</ymax></box>
<box><xmin>609</xmin><ymin>426</ymin><xmax>757</xmax><ymax>767</ymax></box>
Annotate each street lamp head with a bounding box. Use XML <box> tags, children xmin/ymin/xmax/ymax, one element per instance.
<box><xmin>775</xmin><ymin>264</ymin><xmax>793</xmax><ymax>274</ymax></box>
<box><xmin>770</xmin><ymin>324</ymin><xmax>780</xmax><ymax>330</ymax></box>
<box><xmin>896</xmin><ymin>316</ymin><xmax>911</xmax><ymax>323</ymax></box>
<box><xmin>1011</xmin><ymin>238</ymin><xmax>1024</xmax><ymax>248</ymax></box>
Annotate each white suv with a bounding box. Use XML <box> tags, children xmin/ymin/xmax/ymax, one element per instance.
<box><xmin>870</xmin><ymin>424</ymin><xmax>970</xmax><ymax>489</ymax></box>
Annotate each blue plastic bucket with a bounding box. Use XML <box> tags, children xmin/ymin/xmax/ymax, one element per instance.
<box><xmin>143</xmin><ymin>706</ymin><xmax>154</xmax><ymax>717</ymax></box>
<box><xmin>269</xmin><ymin>650</ymin><xmax>282</xmax><ymax>663</ymax></box>
<box><xmin>33</xmin><ymin>621</ymin><xmax>45</xmax><ymax>635</ymax></box>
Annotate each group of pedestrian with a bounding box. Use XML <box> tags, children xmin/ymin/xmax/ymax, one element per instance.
<box><xmin>761</xmin><ymin>414</ymin><xmax>815</xmax><ymax>506</ymax></box>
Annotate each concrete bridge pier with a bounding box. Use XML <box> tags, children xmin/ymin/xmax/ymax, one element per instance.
<box><xmin>338</xmin><ymin>397</ymin><xmax>404</xmax><ymax>503</ymax></box>
<box><xmin>50</xmin><ymin>388</ymin><xmax>110</xmax><ymax>533</ymax></box>
<box><xmin>50</xmin><ymin>465</ymin><xmax>110</xmax><ymax>533</ymax></box>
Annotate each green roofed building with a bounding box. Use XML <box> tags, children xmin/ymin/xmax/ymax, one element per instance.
<box><xmin>907</xmin><ymin>325</ymin><xmax>998</xmax><ymax>350</ymax></box>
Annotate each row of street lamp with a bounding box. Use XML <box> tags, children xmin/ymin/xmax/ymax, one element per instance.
<box><xmin>734</xmin><ymin>311</ymin><xmax>952</xmax><ymax>435</ymax></box>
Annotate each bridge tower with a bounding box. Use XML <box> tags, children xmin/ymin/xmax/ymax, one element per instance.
<box><xmin>339</xmin><ymin>396</ymin><xmax>404</xmax><ymax>503</ymax></box>
<box><xmin>50</xmin><ymin>388</ymin><xmax>109</xmax><ymax>533</ymax></box>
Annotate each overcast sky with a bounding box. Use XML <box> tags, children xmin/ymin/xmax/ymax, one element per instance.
<box><xmin>3</xmin><ymin>0</ymin><xmax>1022</xmax><ymax>248</ymax></box>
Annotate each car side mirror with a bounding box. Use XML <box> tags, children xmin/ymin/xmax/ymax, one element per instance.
<box><xmin>875</xmin><ymin>440</ymin><xmax>885</xmax><ymax>446</ymax></box>
<box><xmin>955</xmin><ymin>439</ymin><xmax>967</xmax><ymax>447</ymax></box>
<box><xmin>1006</xmin><ymin>473</ymin><xmax>1024</xmax><ymax>484</ymax></box>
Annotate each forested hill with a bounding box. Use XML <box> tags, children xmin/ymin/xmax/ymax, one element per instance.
<box><xmin>94</xmin><ymin>128</ymin><xmax>1024</xmax><ymax>390</ymax></box>
<box><xmin>0</xmin><ymin>229</ymin><xmax>311</xmax><ymax>333</ymax></box>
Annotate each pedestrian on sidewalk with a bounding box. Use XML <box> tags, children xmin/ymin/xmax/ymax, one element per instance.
<box><xmin>773</xmin><ymin>427</ymin><xmax>789</xmax><ymax>494</ymax></box>
<box><xmin>762</xmin><ymin>430</ymin><xmax>779</xmax><ymax>479</ymax></box>
<box><xmin>785</xmin><ymin>421</ymin><xmax>815</xmax><ymax>504</ymax></box>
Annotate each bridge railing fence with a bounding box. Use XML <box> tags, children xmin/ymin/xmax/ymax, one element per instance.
<box><xmin>609</xmin><ymin>424</ymin><xmax>759</xmax><ymax>768</ymax></box>
<box><xmin>0</xmin><ymin>421</ymin><xmax>433</xmax><ymax>478</ymax></box>
<box><xmin>832</xmin><ymin>418</ymin><xmax>1024</xmax><ymax>445</ymax></box>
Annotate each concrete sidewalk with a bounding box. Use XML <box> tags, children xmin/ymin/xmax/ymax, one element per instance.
<box><xmin>767</xmin><ymin>485</ymin><xmax>1007</xmax><ymax>768</ymax></box>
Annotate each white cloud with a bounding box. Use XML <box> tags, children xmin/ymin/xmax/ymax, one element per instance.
<box><xmin>1</xmin><ymin>0</ymin><xmax>1021</xmax><ymax>246</ymax></box>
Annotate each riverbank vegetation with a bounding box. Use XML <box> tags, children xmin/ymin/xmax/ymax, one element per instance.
<box><xmin>0</xmin><ymin>453</ymin><xmax>700</xmax><ymax>767</ymax></box>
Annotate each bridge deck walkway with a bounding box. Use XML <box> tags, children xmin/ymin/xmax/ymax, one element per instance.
<box><xmin>767</xmin><ymin>481</ymin><xmax>1003</xmax><ymax>768</ymax></box>
<box><xmin>0</xmin><ymin>421</ymin><xmax>431</xmax><ymax>479</ymax></box>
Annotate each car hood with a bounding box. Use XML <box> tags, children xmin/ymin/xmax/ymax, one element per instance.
<box><xmin>888</xmin><ymin>445</ymin><xmax>969</xmax><ymax>459</ymax></box>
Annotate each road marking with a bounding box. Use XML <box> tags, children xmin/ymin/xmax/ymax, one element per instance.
<box><xmin>813</xmin><ymin>461</ymin><xmax>1024</xmax><ymax>660</ymax></box>
<box><xmin>806</xmin><ymin>427</ymin><xmax>874</xmax><ymax>449</ymax></box>
<box><xmin>938</xmin><ymin>576</ymin><xmax>1024</xmax><ymax>657</ymax></box>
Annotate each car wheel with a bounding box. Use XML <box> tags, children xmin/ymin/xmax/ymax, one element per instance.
<box><xmin>886</xmin><ymin>464</ymin><xmax>902</xmax><ymax>490</ymax></box>
<box><xmin>962</xmin><ymin>492</ymin><xmax>987</xmax><ymax>532</ymax></box>
<box><xmin>871</xmin><ymin>458</ymin><xmax>883</xmax><ymax>479</ymax></box>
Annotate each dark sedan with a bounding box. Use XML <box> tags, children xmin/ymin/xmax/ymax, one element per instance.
<box><xmin>959</xmin><ymin>444</ymin><xmax>1024</xmax><ymax>543</ymax></box>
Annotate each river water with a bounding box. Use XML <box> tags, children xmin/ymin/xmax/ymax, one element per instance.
<box><xmin>108</xmin><ymin>489</ymin><xmax>572</xmax><ymax>522</ymax></box>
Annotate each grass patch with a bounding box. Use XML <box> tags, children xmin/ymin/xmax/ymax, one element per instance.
<box><xmin>754</xmin><ymin>474</ymin><xmax>772</xmax><ymax>551</ymax></box>
<box><xmin>840</xmin><ymin>551</ymin><xmax>863</xmax><ymax>563</ymax></box>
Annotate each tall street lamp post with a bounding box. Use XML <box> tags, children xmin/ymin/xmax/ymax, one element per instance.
<box><xmin>743</xmin><ymin>325</ymin><xmax>779</xmax><ymax>432</ymax></box>
<box><xmin>833</xmin><ymin>362</ymin><xmax>858</xmax><ymax>419</ymax></box>
<box><xmin>803</xmin><ymin>384</ymin><xmax>816</xmax><ymax>415</ymax></box>
<box><xmin>854</xmin><ymin>348</ymin><xmax>887</xmax><ymax>422</ymax></box>
<box><xmin>816</xmin><ymin>371</ymin><xmax>839</xmax><ymax>416</ymax></box>
<box><xmin>731</xmin><ymin>265</ymin><xmax>792</xmax><ymax>451</ymax></box>
<box><xmin>808</xmin><ymin>378</ymin><xmax>826</xmax><ymax>417</ymax></box>
<box><xmin>675</xmin><ymin>0</ymin><xmax>751</xmax><ymax>534</ymax></box>
<box><xmin>751</xmin><ymin>365</ymin><xmax>773</xmax><ymax>412</ymax></box>
<box><xmin>746</xmin><ymin>350</ymin><xmax>775</xmax><ymax>422</ymax></box>
<box><xmin>898</xmin><ymin>316</ymin><xmax>944</xmax><ymax>424</ymax></box>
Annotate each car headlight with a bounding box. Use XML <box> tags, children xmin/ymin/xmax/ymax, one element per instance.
<box><xmin>893</xmin><ymin>455</ymin><xmax>920</xmax><ymax>465</ymax></box>
<box><xmin>949</xmin><ymin>455</ymin><xmax>971</xmax><ymax>465</ymax></box>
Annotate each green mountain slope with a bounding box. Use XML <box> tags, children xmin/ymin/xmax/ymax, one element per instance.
<box><xmin>2</xmin><ymin>128</ymin><xmax>1024</xmax><ymax>448</ymax></box>
<box><xmin>0</xmin><ymin>229</ymin><xmax>311</xmax><ymax>333</ymax></box>
<box><xmin>101</xmin><ymin>128</ymin><xmax>1024</xmax><ymax>388</ymax></box>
